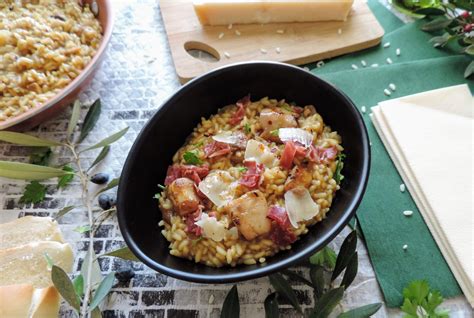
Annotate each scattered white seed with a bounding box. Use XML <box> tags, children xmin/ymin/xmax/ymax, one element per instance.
<box><xmin>351</xmin><ymin>64</ymin><xmax>359</xmax><ymax>70</ymax></box>
<box><xmin>316</xmin><ymin>61</ymin><xmax>325</xmax><ymax>68</ymax></box>
<box><xmin>276</xmin><ymin>29</ymin><xmax>285</xmax><ymax>34</ymax></box>
<box><xmin>228</xmin><ymin>23</ymin><xmax>233</xmax><ymax>30</ymax></box>
<box><xmin>224</xmin><ymin>51</ymin><xmax>231</xmax><ymax>59</ymax></box>
<box><xmin>389</xmin><ymin>83</ymin><xmax>397</xmax><ymax>91</ymax></box>
<box><xmin>361</xmin><ymin>60</ymin><xmax>367</xmax><ymax>67</ymax></box>
<box><xmin>386</xmin><ymin>57</ymin><xmax>393</xmax><ymax>64</ymax></box>
<box><xmin>400</xmin><ymin>183</ymin><xmax>405</xmax><ymax>192</ymax></box>
<box><xmin>235</xmin><ymin>30</ymin><xmax>241</xmax><ymax>36</ymax></box>
<box><xmin>208</xmin><ymin>294</ymin><xmax>215</xmax><ymax>304</ymax></box>
<box><xmin>403</xmin><ymin>244</ymin><xmax>408</xmax><ymax>250</ymax></box>
<box><xmin>396</xmin><ymin>48</ymin><xmax>401</xmax><ymax>56</ymax></box>
<box><xmin>403</xmin><ymin>210</ymin><xmax>413</xmax><ymax>217</ymax></box>
<box><xmin>383</xmin><ymin>42</ymin><xmax>391</xmax><ymax>48</ymax></box>
<box><xmin>370</xmin><ymin>142</ymin><xmax>373</xmax><ymax>146</ymax></box>
<box><xmin>338</xmin><ymin>28</ymin><xmax>342</xmax><ymax>35</ymax></box>
<box><xmin>371</xmin><ymin>63</ymin><xmax>379</xmax><ymax>68</ymax></box>
<box><xmin>361</xmin><ymin>106</ymin><xmax>367</xmax><ymax>113</ymax></box>
<box><xmin>275</xmin><ymin>47</ymin><xmax>281</xmax><ymax>54</ymax></box>
<box><xmin>259</xmin><ymin>257</ymin><xmax>266</xmax><ymax>263</ymax></box>
<box><xmin>218</xmin><ymin>32</ymin><xmax>224</xmax><ymax>39</ymax></box>
<box><xmin>303</xmin><ymin>66</ymin><xmax>310</xmax><ymax>71</ymax></box>
<box><xmin>384</xmin><ymin>88</ymin><xmax>392</xmax><ymax>96</ymax></box>
<box><xmin>260</xmin><ymin>48</ymin><xmax>267</xmax><ymax>54</ymax></box>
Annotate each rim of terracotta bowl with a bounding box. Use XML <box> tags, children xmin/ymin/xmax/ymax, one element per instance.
<box><xmin>0</xmin><ymin>0</ymin><xmax>113</xmax><ymax>130</ymax></box>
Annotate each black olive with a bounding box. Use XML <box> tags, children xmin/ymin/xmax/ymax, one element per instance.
<box><xmin>115</xmin><ymin>262</ymin><xmax>135</xmax><ymax>282</ymax></box>
<box><xmin>90</xmin><ymin>173</ymin><xmax>109</xmax><ymax>184</ymax></box>
<box><xmin>98</xmin><ymin>194</ymin><xmax>112</xmax><ymax>210</ymax></box>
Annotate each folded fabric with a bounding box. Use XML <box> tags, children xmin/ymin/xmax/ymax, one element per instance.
<box><xmin>318</xmin><ymin>55</ymin><xmax>472</xmax><ymax>306</ymax></box>
<box><xmin>371</xmin><ymin>85</ymin><xmax>473</xmax><ymax>307</ymax></box>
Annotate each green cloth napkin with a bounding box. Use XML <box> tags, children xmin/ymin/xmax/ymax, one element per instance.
<box><xmin>318</xmin><ymin>56</ymin><xmax>472</xmax><ymax>306</ymax></box>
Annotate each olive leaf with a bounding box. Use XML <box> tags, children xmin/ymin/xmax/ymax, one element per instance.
<box><xmin>89</xmin><ymin>272</ymin><xmax>115</xmax><ymax>311</ymax></box>
<box><xmin>464</xmin><ymin>61</ymin><xmax>474</xmax><ymax>79</ymax></box>
<box><xmin>0</xmin><ymin>131</ymin><xmax>62</xmax><ymax>147</ymax></box>
<box><xmin>101</xmin><ymin>246</ymin><xmax>139</xmax><ymax>261</ymax></box>
<box><xmin>264</xmin><ymin>292</ymin><xmax>279</xmax><ymax>318</ymax></box>
<box><xmin>0</xmin><ymin>161</ymin><xmax>71</xmax><ymax>180</ymax></box>
<box><xmin>465</xmin><ymin>45</ymin><xmax>474</xmax><ymax>55</ymax></box>
<box><xmin>87</xmin><ymin>146</ymin><xmax>110</xmax><ymax>172</ymax></box>
<box><xmin>54</xmin><ymin>206</ymin><xmax>75</xmax><ymax>220</ymax></box>
<box><xmin>429</xmin><ymin>33</ymin><xmax>452</xmax><ymax>48</ymax></box>
<box><xmin>340</xmin><ymin>252</ymin><xmax>358</xmax><ymax>289</ymax></box>
<box><xmin>67</xmin><ymin>100</ymin><xmax>82</xmax><ymax>140</ymax></box>
<box><xmin>414</xmin><ymin>7</ymin><xmax>445</xmax><ymax>15</ymax></box>
<box><xmin>79</xmin><ymin>99</ymin><xmax>101</xmax><ymax>143</ymax></box>
<box><xmin>51</xmin><ymin>265</ymin><xmax>81</xmax><ymax>311</ymax></box>
<box><xmin>81</xmin><ymin>249</ymin><xmax>103</xmax><ymax>290</ymax></box>
<box><xmin>281</xmin><ymin>269</ymin><xmax>313</xmax><ymax>288</ymax></box>
<box><xmin>95</xmin><ymin>178</ymin><xmax>119</xmax><ymax>196</ymax></box>
<box><xmin>269</xmin><ymin>273</ymin><xmax>302</xmax><ymax>314</ymax></box>
<box><xmin>331</xmin><ymin>231</ymin><xmax>357</xmax><ymax>281</ymax></box>
<box><xmin>310</xmin><ymin>246</ymin><xmax>337</xmax><ymax>270</ymax></box>
<box><xmin>91</xmin><ymin>308</ymin><xmax>103</xmax><ymax>318</ymax></box>
<box><xmin>29</xmin><ymin>147</ymin><xmax>52</xmax><ymax>166</ymax></box>
<box><xmin>310</xmin><ymin>265</ymin><xmax>325</xmax><ymax>299</ymax></box>
<box><xmin>221</xmin><ymin>285</ymin><xmax>240</xmax><ymax>318</ymax></box>
<box><xmin>80</xmin><ymin>127</ymin><xmax>129</xmax><ymax>153</ymax></box>
<box><xmin>421</xmin><ymin>18</ymin><xmax>453</xmax><ymax>32</ymax></box>
<box><xmin>73</xmin><ymin>274</ymin><xmax>85</xmax><ymax>298</ymax></box>
<box><xmin>74</xmin><ymin>225</ymin><xmax>91</xmax><ymax>234</ymax></box>
<box><xmin>310</xmin><ymin>287</ymin><xmax>344</xmax><ymax>318</ymax></box>
<box><xmin>338</xmin><ymin>303</ymin><xmax>382</xmax><ymax>318</ymax></box>
<box><xmin>58</xmin><ymin>165</ymin><xmax>75</xmax><ymax>189</ymax></box>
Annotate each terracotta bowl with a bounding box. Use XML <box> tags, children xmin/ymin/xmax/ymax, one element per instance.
<box><xmin>0</xmin><ymin>0</ymin><xmax>113</xmax><ymax>131</ymax></box>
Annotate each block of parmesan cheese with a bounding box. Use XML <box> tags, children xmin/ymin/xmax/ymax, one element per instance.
<box><xmin>193</xmin><ymin>0</ymin><xmax>354</xmax><ymax>26</ymax></box>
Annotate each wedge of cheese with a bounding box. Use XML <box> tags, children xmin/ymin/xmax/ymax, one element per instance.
<box><xmin>193</xmin><ymin>0</ymin><xmax>354</xmax><ymax>26</ymax></box>
<box><xmin>0</xmin><ymin>285</ymin><xmax>60</xmax><ymax>318</ymax></box>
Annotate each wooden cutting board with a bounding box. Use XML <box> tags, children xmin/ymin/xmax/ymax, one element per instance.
<box><xmin>160</xmin><ymin>0</ymin><xmax>384</xmax><ymax>83</ymax></box>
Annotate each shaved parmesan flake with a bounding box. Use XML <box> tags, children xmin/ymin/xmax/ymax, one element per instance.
<box><xmin>244</xmin><ymin>139</ymin><xmax>277</xmax><ymax>167</ymax></box>
<box><xmin>212</xmin><ymin>131</ymin><xmax>246</xmax><ymax>148</ymax></box>
<box><xmin>278</xmin><ymin>128</ymin><xmax>314</xmax><ymax>148</ymax></box>
<box><xmin>284</xmin><ymin>187</ymin><xmax>320</xmax><ymax>228</ymax></box>
<box><xmin>198</xmin><ymin>170</ymin><xmax>236</xmax><ymax>207</ymax></box>
<box><xmin>227</xmin><ymin>226</ymin><xmax>239</xmax><ymax>239</ymax></box>
<box><xmin>195</xmin><ymin>213</ymin><xmax>228</xmax><ymax>241</ymax></box>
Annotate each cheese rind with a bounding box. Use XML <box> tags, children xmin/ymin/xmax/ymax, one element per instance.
<box><xmin>193</xmin><ymin>0</ymin><xmax>354</xmax><ymax>26</ymax></box>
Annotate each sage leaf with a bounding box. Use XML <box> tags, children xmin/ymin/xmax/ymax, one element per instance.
<box><xmin>421</xmin><ymin>18</ymin><xmax>453</xmax><ymax>32</ymax></box>
<box><xmin>310</xmin><ymin>246</ymin><xmax>337</xmax><ymax>270</ymax></box>
<box><xmin>101</xmin><ymin>246</ymin><xmax>139</xmax><ymax>261</ymax></box>
<box><xmin>281</xmin><ymin>269</ymin><xmax>313</xmax><ymax>288</ymax></box>
<box><xmin>310</xmin><ymin>265</ymin><xmax>325</xmax><ymax>299</ymax></box>
<box><xmin>54</xmin><ymin>206</ymin><xmax>75</xmax><ymax>220</ymax></box>
<box><xmin>68</xmin><ymin>100</ymin><xmax>82</xmax><ymax>139</ymax></box>
<box><xmin>44</xmin><ymin>253</ymin><xmax>54</xmax><ymax>270</ymax></box>
<box><xmin>51</xmin><ymin>265</ymin><xmax>80</xmax><ymax>311</ymax></box>
<box><xmin>81</xmin><ymin>249</ymin><xmax>103</xmax><ymax>289</ymax></box>
<box><xmin>338</xmin><ymin>303</ymin><xmax>382</xmax><ymax>318</ymax></box>
<box><xmin>340</xmin><ymin>252</ymin><xmax>358</xmax><ymax>289</ymax></box>
<box><xmin>464</xmin><ymin>61</ymin><xmax>474</xmax><ymax>79</ymax></box>
<box><xmin>81</xmin><ymin>127</ymin><xmax>129</xmax><ymax>153</ymax></box>
<box><xmin>79</xmin><ymin>99</ymin><xmax>101</xmax><ymax>143</ymax></box>
<box><xmin>89</xmin><ymin>272</ymin><xmax>115</xmax><ymax>311</ymax></box>
<box><xmin>264</xmin><ymin>292</ymin><xmax>279</xmax><ymax>318</ymax></box>
<box><xmin>0</xmin><ymin>161</ymin><xmax>70</xmax><ymax>180</ymax></box>
<box><xmin>310</xmin><ymin>287</ymin><xmax>344</xmax><ymax>318</ymax></box>
<box><xmin>88</xmin><ymin>146</ymin><xmax>110</xmax><ymax>171</ymax></box>
<box><xmin>73</xmin><ymin>274</ymin><xmax>84</xmax><ymax>298</ymax></box>
<box><xmin>221</xmin><ymin>285</ymin><xmax>239</xmax><ymax>318</ymax></box>
<box><xmin>269</xmin><ymin>273</ymin><xmax>302</xmax><ymax>314</ymax></box>
<box><xmin>0</xmin><ymin>131</ymin><xmax>62</xmax><ymax>147</ymax></box>
<box><xmin>95</xmin><ymin>178</ymin><xmax>119</xmax><ymax>196</ymax></box>
<box><xmin>414</xmin><ymin>7</ymin><xmax>445</xmax><ymax>15</ymax></box>
<box><xmin>331</xmin><ymin>231</ymin><xmax>357</xmax><ymax>282</ymax></box>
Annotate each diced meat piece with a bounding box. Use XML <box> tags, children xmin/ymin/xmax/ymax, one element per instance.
<box><xmin>160</xmin><ymin>208</ymin><xmax>172</xmax><ymax>224</ymax></box>
<box><xmin>284</xmin><ymin>165</ymin><xmax>313</xmax><ymax>191</ymax></box>
<box><xmin>185</xmin><ymin>208</ymin><xmax>203</xmax><ymax>237</ymax></box>
<box><xmin>267</xmin><ymin>205</ymin><xmax>296</xmax><ymax>246</ymax></box>
<box><xmin>204</xmin><ymin>141</ymin><xmax>231</xmax><ymax>158</ymax></box>
<box><xmin>280</xmin><ymin>141</ymin><xmax>297</xmax><ymax>170</ymax></box>
<box><xmin>259</xmin><ymin>108</ymin><xmax>297</xmax><ymax>140</ymax></box>
<box><xmin>227</xmin><ymin>190</ymin><xmax>271</xmax><ymax>240</ymax></box>
<box><xmin>239</xmin><ymin>160</ymin><xmax>264</xmax><ymax>189</ymax></box>
<box><xmin>229</xmin><ymin>95</ymin><xmax>250</xmax><ymax>125</ymax></box>
<box><xmin>308</xmin><ymin>145</ymin><xmax>338</xmax><ymax>163</ymax></box>
<box><xmin>164</xmin><ymin>165</ymin><xmax>181</xmax><ymax>186</ymax></box>
<box><xmin>168</xmin><ymin>178</ymin><xmax>201</xmax><ymax>215</ymax></box>
<box><xmin>164</xmin><ymin>164</ymin><xmax>209</xmax><ymax>186</ymax></box>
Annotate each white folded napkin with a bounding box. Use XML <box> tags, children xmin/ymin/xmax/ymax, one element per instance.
<box><xmin>370</xmin><ymin>84</ymin><xmax>473</xmax><ymax>307</ymax></box>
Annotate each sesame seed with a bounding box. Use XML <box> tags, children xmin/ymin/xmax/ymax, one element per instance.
<box><xmin>218</xmin><ymin>32</ymin><xmax>224</xmax><ymax>39</ymax></box>
<box><xmin>235</xmin><ymin>30</ymin><xmax>241</xmax><ymax>36</ymax></box>
<box><xmin>276</xmin><ymin>29</ymin><xmax>285</xmax><ymax>34</ymax></box>
<box><xmin>209</xmin><ymin>294</ymin><xmax>215</xmax><ymax>304</ymax></box>
<box><xmin>396</xmin><ymin>48</ymin><xmax>401</xmax><ymax>56</ymax></box>
<box><xmin>371</xmin><ymin>63</ymin><xmax>379</xmax><ymax>67</ymax></box>
<box><xmin>361</xmin><ymin>106</ymin><xmax>367</xmax><ymax>113</ymax></box>
<box><xmin>351</xmin><ymin>64</ymin><xmax>358</xmax><ymax>70</ymax></box>
<box><xmin>403</xmin><ymin>244</ymin><xmax>408</xmax><ymax>250</ymax></box>
<box><xmin>224</xmin><ymin>51</ymin><xmax>230</xmax><ymax>59</ymax></box>
<box><xmin>275</xmin><ymin>47</ymin><xmax>281</xmax><ymax>54</ymax></box>
<box><xmin>316</xmin><ymin>61</ymin><xmax>325</xmax><ymax>68</ymax></box>
<box><xmin>383</xmin><ymin>42</ymin><xmax>391</xmax><ymax>48</ymax></box>
<box><xmin>386</xmin><ymin>57</ymin><xmax>393</xmax><ymax>64</ymax></box>
<box><xmin>400</xmin><ymin>183</ymin><xmax>405</xmax><ymax>192</ymax></box>
<box><xmin>384</xmin><ymin>89</ymin><xmax>391</xmax><ymax>96</ymax></box>
<box><xmin>389</xmin><ymin>83</ymin><xmax>396</xmax><ymax>91</ymax></box>
<box><xmin>338</xmin><ymin>28</ymin><xmax>342</xmax><ymax>35</ymax></box>
<box><xmin>228</xmin><ymin>23</ymin><xmax>233</xmax><ymax>29</ymax></box>
<box><xmin>260</xmin><ymin>48</ymin><xmax>267</xmax><ymax>54</ymax></box>
<box><xmin>361</xmin><ymin>60</ymin><xmax>367</xmax><ymax>67</ymax></box>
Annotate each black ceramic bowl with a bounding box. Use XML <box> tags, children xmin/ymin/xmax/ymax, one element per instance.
<box><xmin>117</xmin><ymin>61</ymin><xmax>370</xmax><ymax>283</ymax></box>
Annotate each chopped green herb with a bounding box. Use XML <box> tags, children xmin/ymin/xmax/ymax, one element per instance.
<box><xmin>153</xmin><ymin>193</ymin><xmax>161</xmax><ymax>200</ymax></box>
<box><xmin>237</xmin><ymin>167</ymin><xmax>248</xmax><ymax>173</ymax></box>
<box><xmin>334</xmin><ymin>153</ymin><xmax>346</xmax><ymax>185</ymax></box>
<box><xmin>244</xmin><ymin>122</ymin><xmax>251</xmax><ymax>134</ymax></box>
<box><xmin>195</xmin><ymin>141</ymin><xmax>204</xmax><ymax>147</ymax></box>
<box><xmin>281</xmin><ymin>104</ymin><xmax>293</xmax><ymax>112</ymax></box>
<box><xmin>158</xmin><ymin>184</ymin><xmax>166</xmax><ymax>190</ymax></box>
<box><xmin>270</xmin><ymin>129</ymin><xmax>279</xmax><ymax>136</ymax></box>
<box><xmin>183</xmin><ymin>151</ymin><xmax>202</xmax><ymax>165</ymax></box>
<box><xmin>20</xmin><ymin>181</ymin><xmax>47</xmax><ymax>204</ymax></box>
<box><xmin>401</xmin><ymin>280</ymin><xmax>448</xmax><ymax>318</ymax></box>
